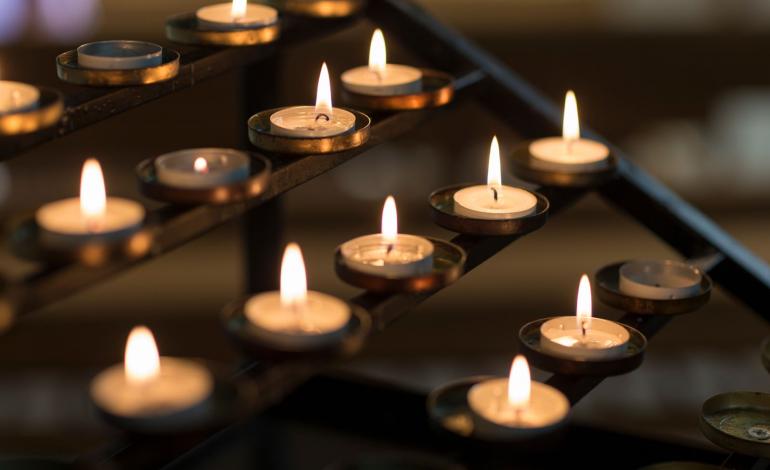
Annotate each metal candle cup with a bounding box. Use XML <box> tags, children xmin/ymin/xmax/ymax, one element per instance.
<box><xmin>77</xmin><ymin>41</ymin><xmax>163</xmax><ymax>70</ymax></box>
<box><xmin>618</xmin><ymin>260</ymin><xmax>703</xmax><ymax>300</ymax></box>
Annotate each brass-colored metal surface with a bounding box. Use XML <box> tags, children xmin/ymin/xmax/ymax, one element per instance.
<box><xmin>518</xmin><ymin>317</ymin><xmax>647</xmax><ymax>376</ymax></box>
<box><xmin>248</xmin><ymin>107</ymin><xmax>370</xmax><ymax>155</ymax></box>
<box><xmin>277</xmin><ymin>0</ymin><xmax>364</xmax><ymax>17</ymax></box>
<box><xmin>56</xmin><ymin>49</ymin><xmax>180</xmax><ymax>87</ymax></box>
<box><xmin>342</xmin><ymin>69</ymin><xmax>454</xmax><ymax>111</ymax></box>
<box><xmin>0</xmin><ymin>88</ymin><xmax>63</xmax><ymax>136</ymax></box>
<box><xmin>595</xmin><ymin>262</ymin><xmax>711</xmax><ymax>315</ymax></box>
<box><xmin>165</xmin><ymin>13</ymin><xmax>281</xmax><ymax>47</ymax></box>
<box><xmin>429</xmin><ymin>184</ymin><xmax>548</xmax><ymax>236</ymax></box>
<box><xmin>700</xmin><ymin>392</ymin><xmax>770</xmax><ymax>458</ymax></box>
<box><xmin>509</xmin><ymin>142</ymin><xmax>618</xmax><ymax>188</ymax></box>
<box><xmin>136</xmin><ymin>153</ymin><xmax>272</xmax><ymax>205</ymax></box>
<box><xmin>334</xmin><ymin>237</ymin><xmax>465</xmax><ymax>294</ymax></box>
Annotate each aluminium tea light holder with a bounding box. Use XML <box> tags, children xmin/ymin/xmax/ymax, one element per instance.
<box><xmin>276</xmin><ymin>0</ymin><xmax>365</xmax><ymax>18</ymax></box>
<box><xmin>341</xmin><ymin>69</ymin><xmax>455</xmax><ymax>111</ymax></box>
<box><xmin>699</xmin><ymin>391</ymin><xmax>770</xmax><ymax>458</ymax></box>
<box><xmin>0</xmin><ymin>87</ymin><xmax>63</xmax><ymax>137</ymax></box>
<box><xmin>509</xmin><ymin>142</ymin><xmax>618</xmax><ymax>188</ymax></box>
<box><xmin>165</xmin><ymin>12</ymin><xmax>280</xmax><ymax>47</ymax></box>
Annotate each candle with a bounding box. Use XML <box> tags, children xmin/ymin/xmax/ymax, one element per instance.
<box><xmin>90</xmin><ymin>326</ymin><xmax>213</xmax><ymax>418</ymax></box>
<box><xmin>341</xmin><ymin>29</ymin><xmax>422</xmax><ymax>96</ymax></box>
<box><xmin>244</xmin><ymin>243</ymin><xmax>352</xmax><ymax>348</ymax></box>
<box><xmin>467</xmin><ymin>355</ymin><xmax>569</xmax><ymax>437</ymax></box>
<box><xmin>196</xmin><ymin>0</ymin><xmax>278</xmax><ymax>30</ymax></box>
<box><xmin>619</xmin><ymin>260</ymin><xmax>703</xmax><ymax>300</ymax></box>
<box><xmin>0</xmin><ymin>71</ymin><xmax>39</xmax><ymax>115</ymax></box>
<box><xmin>453</xmin><ymin>136</ymin><xmax>537</xmax><ymax>220</ymax></box>
<box><xmin>270</xmin><ymin>63</ymin><xmax>355</xmax><ymax>138</ymax></box>
<box><xmin>339</xmin><ymin>196</ymin><xmax>434</xmax><ymax>277</ymax></box>
<box><xmin>155</xmin><ymin>148</ymin><xmax>250</xmax><ymax>189</ymax></box>
<box><xmin>540</xmin><ymin>275</ymin><xmax>630</xmax><ymax>360</ymax></box>
<box><xmin>77</xmin><ymin>41</ymin><xmax>163</xmax><ymax>70</ymax></box>
<box><xmin>529</xmin><ymin>91</ymin><xmax>610</xmax><ymax>169</ymax></box>
<box><xmin>36</xmin><ymin>158</ymin><xmax>145</xmax><ymax>238</ymax></box>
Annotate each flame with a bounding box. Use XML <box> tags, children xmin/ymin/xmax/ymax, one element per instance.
<box><xmin>486</xmin><ymin>135</ymin><xmax>502</xmax><ymax>188</ymax></box>
<box><xmin>231</xmin><ymin>0</ymin><xmax>247</xmax><ymax>19</ymax></box>
<box><xmin>507</xmin><ymin>355</ymin><xmax>531</xmax><ymax>409</ymax></box>
<box><xmin>314</xmin><ymin>62</ymin><xmax>333</xmax><ymax>118</ymax></box>
<box><xmin>576</xmin><ymin>274</ymin><xmax>592</xmax><ymax>330</ymax></box>
<box><xmin>79</xmin><ymin>158</ymin><xmax>106</xmax><ymax>223</ymax></box>
<box><xmin>124</xmin><ymin>326</ymin><xmax>160</xmax><ymax>385</ymax></box>
<box><xmin>369</xmin><ymin>28</ymin><xmax>386</xmax><ymax>73</ymax></box>
<box><xmin>562</xmin><ymin>90</ymin><xmax>580</xmax><ymax>141</ymax></box>
<box><xmin>194</xmin><ymin>157</ymin><xmax>209</xmax><ymax>174</ymax></box>
<box><xmin>381</xmin><ymin>195</ymin><xmax>398</xmax><ymax>243</ymax></box>
<box><xmin>280</xmin><ymin>243</ymin><xmax>308</xmax><ymax>308</ymax></box>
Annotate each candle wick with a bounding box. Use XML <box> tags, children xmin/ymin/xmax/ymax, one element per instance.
<box><xmin>386</xmin><ymin>243</ymin><xmax>394</xmax><ymax>257</ymax></box>
<box><xmin>314</xmin><ymin>113</ymin><xmax>330</xmax><ymax>123</ymax></box>
<box><xmin>514</xmin><ymin>406</ymin><xmax>523</xmax><ymax>425</ymax></box>
<box><xmin>581</xmin><ymin>320</ymin><xmax>587</xmax><ymax>338</ymax></box>
<box><xmin>490</xmin><ymin>186</ymin><xmax>498</xmax><ymax>202</ymax></box>
<box><xmin>374</xmin><ymin>69</ymin><xmax>384</xmax><ymax>84</ymax></box>
<box><xmin>566</xmin><ymin>137</ymin><xmax>574</xmax><ymax>156</ymax></box>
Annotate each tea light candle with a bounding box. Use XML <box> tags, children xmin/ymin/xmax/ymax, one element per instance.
<box><xmin>244</xmin><ymin>243</ymin><xmax>352</xmax><ymax>348</ymax></box>
<box><xmin>36</xmin><ymin>158</ymin><xmax>145</xmax><ymax>238</ymax></box>
<box><xmin>529</xmin><ymin>91</ymin><xmax>610</xmax><ymax>169</ymax></box>
<box><xmin>155</xmin><ymin>148</ymin><xmax>250</xmax><ymax>189</ymax></box>
<box><xmin>0</xmin><ymin>77</ymin><xmax>39</xmax><ymax>115</ymax></box>
<box><xmin>341</xmin><ymin>29</ymin><xmax>422</xmax><ymax>96</ymax></box>
<box><xmin>468</xmin><ymin>355</ymin><xmax>569</xmax><ymax>438</ymax></box>
<box><xmin>340</xmin><ymin>196</ymin><xmax>434</xmax><ymax>277</ymax></box>
<box><xmin>90</xmin><ymin>326</ymin><xmax>213</xmax><ymax>418</ymax></box>
<box><xmin>540</xmin><ymin>275</ymin><xmax>630</xmax><ymax>360</ymax></box>
<box><xmin>619</xmin><ymin>259</ymin><xmax>703</xmax><ymax>300</ymax></box>
<box><xmin>196</xmin><ymin>0</ymin><xmax>278</xmax><ymax>30</ymax></box>
<box><xmin>77</xmin><ymin>41</ymin><xmax>163</xmax><ymax>70</ymax></box>
<box><xmin>453</xmin><ymin>136</ymin><xmax>537</xmax><ymax>220</ymax></box>
<box><xmin>270</xmin><ymin>62</ymin><xmax>355</xmax><ymax>138</ymax></box>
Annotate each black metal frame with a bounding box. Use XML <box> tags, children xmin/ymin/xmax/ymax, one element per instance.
<box><xmin>1</xmin><ymin>0</ymin><xmax>768</xmax><ymax>468</ymax></box>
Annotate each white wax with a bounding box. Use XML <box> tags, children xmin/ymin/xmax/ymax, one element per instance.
<box><xmin>90</xmin><ymin>357</ymin><xmax>213</xmax><ymax>418</ymax></box>
<box><xmin>0</xmin><ymin>81</ymin><xmax>39</xmax><ymax>115</ymax></box>
<box><xmin>340</xmin><ymin>233</ymin><xmax>434</xmax><ymax>277</ymax></box>
<box><xmin>341</xmin><ymin>64</ymin><xmax>422</xmax><ymax>96</ymax></box>
<box><xmin>244</xmin><ymin>291</ymin><xmax>351</xmax><ymax>347</ymax></box>
<box><xmin>540</xmin><ymin>316</ymin><xmax>630</xmax><ymax>360</ymax></box>
<box><xmin>453</xmin><ymin>184</ymin><xmax>537</xmax><ymax>220</ymax></box>
<box><xmin>270</xmin><ymin>106</ymin><xmax>355</xmax><ymax>138</ymax></box>
<box><xmin>467</xmin><ymin>378</ymin><xmax>569</xmax><ymax>437</ymax></box>
<box><xmin>36</xmin><ymin>197</ymin><xmax>145</xmax><ymax>237</ymax></box>
<box><xmin>619</xmin><ymin>260</ymin><xmax>702</xmax><ymax>300</ymax></box>
<box><xmin>155</xmin><ymin>148</ymin><xmax>250</xmax><ymax>189</ymax></box>
<box><xmin>529</xmin><ymin>137</ymin><xmax>609</xmax><ymax>170</ymax></box>
<box><xmin>77</xmin><ymin>41</ymin><xmax>163</xmax><ymax>70</ymax></box>
<box><xmin>196</xmin><ymin>3</ymin><xmax>278</xmax><ymax>30</ymax></box>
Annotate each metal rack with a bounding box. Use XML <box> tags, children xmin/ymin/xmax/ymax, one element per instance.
<box><xmin>2</xmin><ymin>0</ymin><xmax>769</xmax><ymax>468</ymax></box>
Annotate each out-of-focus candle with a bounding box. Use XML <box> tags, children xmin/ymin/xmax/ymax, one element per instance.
<box><xmin>155</xmin><ymin>148</ymin><xmax>250</xmax><ymax>189</ymax></box>
<box><xmin>0</xmin><ymin>67</ymin><xmax>39</xmax><ymax>114</ymax></box>
<box><xmin>196</xmin><ymin>0</ymin><xmax>278</xmax><ymax>30</ymax></box>
<box><xmin>341</xmin><ymin>28</ymin><xmax>422</xmax><ymax>96</ymax></box>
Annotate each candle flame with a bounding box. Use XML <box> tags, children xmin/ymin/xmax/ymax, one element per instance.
<box><xmin>231</xmin><ymin>0</ymin><xmax>247</xmax><ymax>19</ymax></box>
<box><xmin>486</xmin><ymin>135</ymin><xmax>502</xmax><ymax>188</ymax></box>
<box><xmin>314</xmin><ymin>62</ymin><xmax>333</xmax><ymax>117</ymax></box>
<box><xmin>508</xmin><ymin>355</ymin><xmax>531</xmax><ymax>409</ymax></box>
<box><xmin>369</xmin><ymin>28</ymin><xmax>387</xmax><ymax>73</ymax></box>
<box><xmin>280</xmin><ymin>243</ymin><xmax>307</xmax><ymax>308</ymax></box>
<box><xmin>124</xmin><ymin>326</ymin><xmax>160</xmax><ymax>385</ymax></box>
<box><xmin>194</xmin><ymin>157</ymin><xmax>209</xmax><ymax>174</ymax></box>
<box><xmin>79</xmin><ymin>158</ymin><xmax>106</xmax><ymax>224</ymax></box>
<box><xmin>576</xmin><ymin>274</ymin><xmax>592</xmax><ymax>330</ymax></box>
<box><xmin>381</xmin><ymin>195</ymin><xmax>398</xmax><ymax>243</ymax></box>
<box><xmin>562</xmin><ymin>90</ymin><xmax>580</xmax><ymax>141</ymax></box>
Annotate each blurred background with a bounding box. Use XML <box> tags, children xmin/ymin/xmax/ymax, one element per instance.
<box><xmin>0</xmin><ymin>0</ymin><xmax>768</xmax><ymax>467</ymax></box>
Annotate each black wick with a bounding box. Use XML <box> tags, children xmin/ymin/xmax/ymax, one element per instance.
<box><xmin>490</xmin><ymin>187</ymin><xmax>499</xmax><ymax>202</ymax></box>
<box><xmin>386</xmin><ymin>243</ymin><xmax>394</xmax><ymax>256</ymax></box>
<box><xmin>581</xmin><ymin>320</ymin><xmax>587</xmax><ymax>338</ymax></box>
<box><xmin>315</xmin><ymin>113</ymin><xmax>330</xmax><ymax>123</ymax></box>
<box><xmin>374</xmin><ymin>70</ymin><xmax>384</xmax><ymax>83</ymax></box>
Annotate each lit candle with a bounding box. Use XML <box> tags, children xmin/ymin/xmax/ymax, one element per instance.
<box><xmin>341</xmin><ymin>29</ymin><xmax>422</xmax><ymax>96</ymax></box>
<box><xmin>528</xmin><ymin>91</ymin><xmax>610</xmax><ymax>168</ymax></box>
<box><xmin>76</xmin><ymin>41</ymin><xmax>163</xmax><ymax>70</ymax></box>
<box><xmin>619</xmin><ymin>260</ymin><xmax>703</xmax><ymax>300</ymax></box>
<box><xmin>196</xmin><ymin>0</ymin><xmax>278</xmax><ymax>30</ymax></box>
<box><xmin>90</xmin><ymin>326</ymin><xmax>213</xmax><ymax>418</ymax></box>
<box><xmin>270</xmin><ymin>63</ymin><xmax>356</xmax><ymax>138</ymax></box>
<box><xmin>453</xmin><ymin>136</ymin><xmax>538</xmax><ymax>220</ymax></box>
<box><xmin>244</xmin><ymin>243</ymin><xmax>352</xmax><ymax>348</ymax></box>
<box><xmin>154</xmin><ymin>148</ymin><xmax>250</xmax><ymax>189</ymax></box>
<box><xmin>540</xmin><ymin>275</ymin><xmax>630</xmax><ymax>360</ymax></box>
<box><xmin>468</xmin><ymin>355</ymin><xmax>569</xmax><ymax>438</ymax></box>
<box><xmin>0</xmin><ymin>66</ymin><xmax>39</xmax><ymax>115</ymax></box>
<box><xmin>339</xmin><ymin>196</ymin><xmax>434</xmax><ymax>277</ymax></box>
<box><xmin>36</xmin><ymin>158</ymin><xmax>145</xmax><ymax>237</ymax></box>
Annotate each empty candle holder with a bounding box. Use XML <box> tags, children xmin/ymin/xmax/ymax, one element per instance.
<box><xmin>0</xmin><ymin>87</ymin><xmax>63</xmax><ymax>136</ymax></box>
<box><xmin>699</xmin><ymin>391</ymin><xmax>770</xmax><ymax>458</ymax></box>
<box><xmin>595</xmin><ymin>261</ymin><xmax>711</xmax><ymax>316</ymax></box>
<box><xmin>56</xmin><ymin>41</ymin><xmax>180</xmax><ymax>87</ymax></box>
<box><xmin>165</xmin><ymin>3</ymin><xmax>280</xmax><ymax>47</ymax></box>
<box><xmin>136</xmin><ymin>148</ymin><xmax>272</xmax><ymax>205</ymax></box>
<box><xmin>277</xmin><ymin>0</ymin><xmax>365</xmax><ymax>18</ymax></box>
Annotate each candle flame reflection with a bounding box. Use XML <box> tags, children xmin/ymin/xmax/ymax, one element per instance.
<box><xmin>231</xmin><ymin>0</ymin><xmax>247</xmax><ymax>19</ymax></box>
<box><xmin>508</xmin><ymin>355</ymin><xmax>530</xmax><ymax>409</ymax></box>
<box><xmin>79</xmin><ymin>158</ymin><xmax>106</xmax><ymax>224</ymax></box>
<box><xmin>562</xmin><ymin>90</ymin><xmax>580</xmax><ymax>141</ymax></box>
<box><xmin>280</xmin><ymin>243</ymin><xmax>308</xmax><ymax>309</ymax></box>
<box><xmin>381</xmin><ymin>195</ymin><xmax>398</xmax><ymax>243</ymax></box>
<box><xmin>369</xmin><ymin>29</ymin><xmax>386</xmax><ymax>73</ymax></box>
<box><xmin>124</xmin><ymin>326</ymin><xmax>160</xmax><ymax>385</ymax></box>
<box><xmin>194</xmin><ymin>157</ymin><xmax>209</xmax><ymax>174</ymax></box>
<box><xmin>576</xmin><ymin>274</ymin><xmax>592</xmax><ymax>330</ymax></box>
<box><xmin>486</xmin><ymin>135</ymin><xmax>502</xmax><ymax>189</ymax></box>
<box><xmin>314</xmin><ymin>62</ymin><xmax>333</xmax><ymax>118</ymax></box>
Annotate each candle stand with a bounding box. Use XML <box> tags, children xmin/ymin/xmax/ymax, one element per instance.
<box><xmin>509</xmin><ymin>141</ymin><xmax>618</xmax><ymax>188</ymax></box>
<box><xmin>341</xmin><ymin>69</ymin><xmax>454</xmax><ymax>111</ymax></box>
<box><xmin>56</xmin><ymin>46</ymin><xmax>181</xmax><ymax>87</ymax></box>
